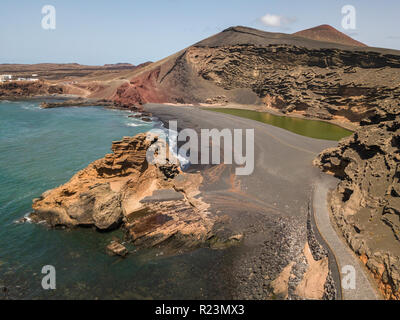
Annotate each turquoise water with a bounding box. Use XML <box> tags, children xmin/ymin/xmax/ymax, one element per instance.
<box><xmin>0</xmin><ymin>101</ymin><xmax>231</xmax><ymax>299</ymax></box>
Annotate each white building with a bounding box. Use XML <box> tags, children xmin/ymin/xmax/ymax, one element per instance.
<box><xmin>0</xmin><ymin>74</ymin><xmax>38</xmax><ymax>83</ymax></box>
<box><xmin>0</xmin><ymin>75</ymin><xmax>12</xmax><ymax>82</ymax></box>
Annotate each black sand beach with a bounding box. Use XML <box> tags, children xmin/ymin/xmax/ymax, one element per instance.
<box><xmin>145</xmin><ymin>104</ymin><xmax>341</xmax><ymax>299</ymax></box>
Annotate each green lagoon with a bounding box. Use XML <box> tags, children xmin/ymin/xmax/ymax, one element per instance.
<box><xmin>208</xmin><ymin>108</ymin><xmax>353</xmax><ymax>141</ymax></box>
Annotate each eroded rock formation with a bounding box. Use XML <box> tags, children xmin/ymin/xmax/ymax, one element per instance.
<box><xmin>30</xmin><ymin>133</ymin><xmax>216</xmax><ymax>252</ymax></box>
<box><xmin>194</xmin><ymin>45</ymin><xmax>399</xmax><ymax>122</ymax></box>
<box><xmin>315</xmin><ymin>104</ymin><xmax>400</xmax><ymax>299</ymax></box>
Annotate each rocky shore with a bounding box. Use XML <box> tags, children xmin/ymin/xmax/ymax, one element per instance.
<box><xmin>315</xmin><ymin>103</ymin><xmax>400</xmax><ymax>299</ymax></box>
<box><xmin>30</xmin><ymin>133</ymin><xmax>241</xmax><ymax>255</ymax></box>
<box><xmin>40</xmin><ymin>98</ymin><xmax>115</xmax><ymax>109</ymax></box>
<box><xmin>38</xmin><ymin>97</ymin><xmax>153</xmax><ymax>111</ymax></box>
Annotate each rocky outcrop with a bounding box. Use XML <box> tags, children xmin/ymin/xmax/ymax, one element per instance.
<box><xmin>315</xmin><ymin>104</ymin><xmax>400</xmax><ymax>299</ymax></box>
<box><xmin>40</xmin><ymin>98</ymin><xmax>114</xmax><ymax>109</ymax></box>
<box><xmin>30</xmin><ymin>133</ymin><xmax>227</xmax><ymax>253</ymax></box>
<box><xmin>0</xmin><ymin>80</ymin><xmax>64</xmax><ymax>99</ymax></box>
<box><xmin>106</xmin><ymin>241</ymin><xmax>128</xmax><ymax>257</ymax></box>
<box><xmin>271</xmin><ymin>243</ymin><xmax>329</xmax><ymax>300</ymax></box>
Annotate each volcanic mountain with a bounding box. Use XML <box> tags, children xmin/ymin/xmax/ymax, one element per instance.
<box><xmin>293</xmin><ymin>24</ymin><xmax>367</xmax><ymax>47</ymax></box>
<box><xmin>111</xmin><ymin>25</ymin><xmax>400</xmax><ymax>121</ymax></box>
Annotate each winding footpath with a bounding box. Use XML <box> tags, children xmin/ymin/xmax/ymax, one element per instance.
<box><xmin>313</xmin><ymin>175</ymin><xmax>381</xmax><ymax>300</ymax></box>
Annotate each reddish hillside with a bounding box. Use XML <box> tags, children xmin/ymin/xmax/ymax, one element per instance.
<box><xmin>293</xmin><ymin>24</ymin><xmax>367</xmax><ymax>47</ymax></box>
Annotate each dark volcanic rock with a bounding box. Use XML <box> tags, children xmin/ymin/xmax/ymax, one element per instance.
<box><xmin>40</xmin><ymin>98</ymin><xmax>114</xmax><ymax>109</ymax></box>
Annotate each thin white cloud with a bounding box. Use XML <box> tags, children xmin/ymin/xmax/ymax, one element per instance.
<box><xmin>260</xmin><ymin>14</ymin><xmax>295</xmax><ymax>28</ymax></box>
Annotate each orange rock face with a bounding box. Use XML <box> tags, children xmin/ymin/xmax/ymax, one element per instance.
<box><xmin>30</xmin><ymin>133</ymin><xmax>216</xmax><ymax>252</ymax></box>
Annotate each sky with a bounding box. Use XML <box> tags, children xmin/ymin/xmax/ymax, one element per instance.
<box><xmin>0</xmin><ymin>0</ymin><xmax>399</xmax><ymax>65</ymax></box>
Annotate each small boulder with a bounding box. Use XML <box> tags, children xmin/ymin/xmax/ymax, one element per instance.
<box><xmin>106</xmin><ymin>241</ymin><xmax>128</xmax><ymax>257</ymax></box>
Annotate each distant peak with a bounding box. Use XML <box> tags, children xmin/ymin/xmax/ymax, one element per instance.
<box><xmin>313</xmin><ymin>24</ymin><xmax>336</xmax><ymax>30</ymax></box>
<box><xmin>294</xmin><ymin>24</ymin><xmax>367</xmax><ymax>47</ymax></box>
<box><xmin>296</xmin><ymin>24</ymin><xmax>342</xmax><ymax>34</ymax></box>
<box><xmin>222</xmin><ymin>26</ymin><xmax>254</xmax><ymax>33</ymax></box>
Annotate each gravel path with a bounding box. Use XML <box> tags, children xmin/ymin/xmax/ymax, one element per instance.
<box><xmin>313</xmin><ymin>175</ymin><xmax>381</xmax><ymax>300</ymax></box>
